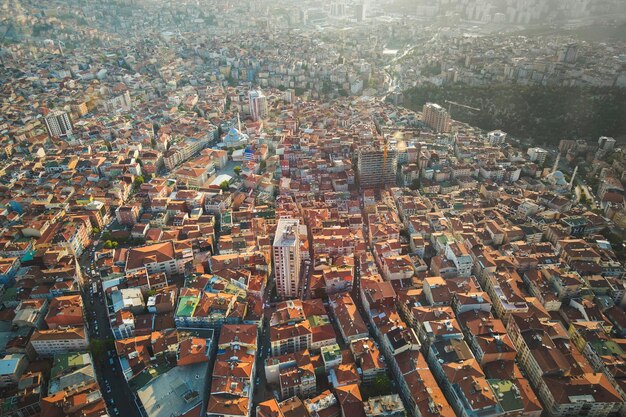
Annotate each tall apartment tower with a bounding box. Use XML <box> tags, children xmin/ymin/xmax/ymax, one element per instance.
<box><xmin>558</xmin><ymin>43</ymin><xmax>579</xmax><ymax>63</ymax></box>
<box><xmin>527</xmin><ymin>147</ymin><xmax>548</xmax><ymax>165</ymax></box>
<box><xmin>249</xmin><ymin>90</ymin><xmax>268</xmax><ymax>121</ymax></box>
<box><xmin>103</xmin><ymin>90</ymin><xmax>132</xmax><ymax>114</ymax></box>
<box><xmin>598</xmin><ymin>136</ymin><xmax>616</xmax><ymax>151</ymax></box>
<box><xmin>422</xmin><ymin>103</ymin><xmax>451</xmax><ymax>133</ymax></box>
<box><xmin>273</xmin><ymin>218</ymin><xmax>301</xmax><ymax>299</ymax></box>
<box><xmin>358</xmin><ymin>145</ymin><xmax>398</xmax><ymax>189</ymax></box>
<box><xmin>44</xmin><ymin>111</ymin><xmax>73</xmax><ymax>138</ymax></box>
<box><xmin>355</xmin><ymin>2</ymin><xmax>366</xmax><ymax>22</ymax></box>
<box><xmin>330</xmin><ymin>0</ymin><xmax>347</xmax><ymax>18</ymax></box>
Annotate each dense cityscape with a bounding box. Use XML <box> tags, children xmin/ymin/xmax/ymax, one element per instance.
<box><xmin>0</xmin><ymin>1</ymin><xmax>625</xmax><ymax>417</ymax></box>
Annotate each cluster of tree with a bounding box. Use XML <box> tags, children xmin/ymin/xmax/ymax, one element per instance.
<box><xmin>32</xmin><ymin>23</ymin><xmax>54</xmax><ymax>37</ymax></box>
<box><xmin>101</xmin><ymin>232</ymin><xmax>142</xmax><ymax>247</ymax></box>
<box><xmin>402</xmin><ymin>84</ymin><xmax>626</xmax><ymax>145</ymax></box>
<box><xmin>133</xmin><ymin>174</ymin><xmax>152</xmax><ymax>189</ymax></box>
<box><xmin>89</xmin><ymin>338</ymin><xmax>115</xmax><ymax>360</ymax></box>
<box><xmin>601</xmin><ymin>228</ymin><xmax>626</xmax><ymax>260</ymax></box>
<box><xmin>579</xmin><ymin>192</ymin><xmax>590</xmax><ymax>206</ymax></box>
<box><xmin>103</xmin><ymin>240</ymin><xmax>119</xmax><ymax>249</ymax></box>
<box><xmin>360</xmin><ymin>374</ymin><xmax>395</xmax><ymax>399</ymax></box>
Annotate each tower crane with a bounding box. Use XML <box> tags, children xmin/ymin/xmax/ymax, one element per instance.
<box><xmin>445</xmin><ymin>100</ymin><xmax>481</xmax><ymax>118</ymax></box>
<box><xmin>383</xmin><ymin>139</ymin><xmax>388</xmax><ymax>171</ymax></box>
<box><xmin>382</xmin><ymin>137</ymin><xmax>390</xmax><ymax>187</ymax></box>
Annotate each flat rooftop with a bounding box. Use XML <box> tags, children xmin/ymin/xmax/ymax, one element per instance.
<box><xmin>137</xmin><ymin>361</ymin><xmax>208</xmax><ymax>417</ymax></box>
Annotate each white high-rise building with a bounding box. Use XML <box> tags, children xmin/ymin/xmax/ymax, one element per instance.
<box><xmin>355</xmin><ymin>0</ymin><xmax>367</xmax><ymax>21</ymax></box>
<box><xmin>103</xmin><ymin>90</ymin><xmax>132</xmax><ymax>114</ymax></box>
<box><xmin>249</xmin><ymin>90</ymin><xmax>268</xmax><ymax>121</ymax></box>
<box><xmin>330</xmin><ymin>0</ymin><xmax>347</xmax><ymax>18</ymax></box>
<box><xmin>273</xmin><ymin>218</ymin><xmax>301</xmax><ymax>299</ymax></box>
<box><xmin>527</xmin><ymin>147</ymin><xmax>548</xmax><ymax>165</ymax></box>
<box><xmin>43</xmin><ymin>110</ymin><xmax>73</xmax><ymax>138</ymax></box>
<box><xmin>598</xmin><ymin>136</ymin><xmax>616</xmax><ymax>151</ymax></box>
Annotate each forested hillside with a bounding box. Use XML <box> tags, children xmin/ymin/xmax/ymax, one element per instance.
<box><xmin>402</xmin><ymin>84</ymin><xmax>626</xmax><ymax>145</ymax></box>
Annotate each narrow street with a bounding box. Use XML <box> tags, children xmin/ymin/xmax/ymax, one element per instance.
<box><xmin>252</xmin><ymin>278</ymin><xmax>274</xmax><ymax>406</ymax></box>
<box><xmin>79</xmin><ymin>235</ymin><xmax>143</xmax><ymax>417</ymax></box>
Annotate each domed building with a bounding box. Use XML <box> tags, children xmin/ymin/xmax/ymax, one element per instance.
<box><xmin>543</xmin><ymin>152</ymin><xmax>577</xmax><ymax>193</ymax></box>
<box><xmin>220</xmin><ymin>114</ymin><xmax>249</xmax><ymax>149</ymax></box>
<box><xmin>222</xmin><ymin>126</ymin><xmax>248</xmax><ymax>149</ymax></box>
<box><xmin>544</xmin><ymin>166</ymin><xmax>578</xmax><ymax>193</ymax></box>
<box><xmin>546</xmin><ymin>170</ymin><xmax>568</xmax><ymax>187</ymax></box>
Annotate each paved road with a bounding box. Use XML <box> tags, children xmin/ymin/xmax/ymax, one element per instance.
<box><xmin>79</xmin><ymin>233</ymin><xmax>143</xmax><ymax>417</ymax></box>
<box><xmin>252</xmin><ymin>280</ymin><xmax>274</xmax><ymax>406</ymax></box>
<box><xmin>299</xmin><ymin>261</ymin><xmax>311</xmax><ymax>300</ymax></box>
<box><xmin>580</xmin><ymin>184</ymin><xmax>599</xmax><ymax>210</ymax></box>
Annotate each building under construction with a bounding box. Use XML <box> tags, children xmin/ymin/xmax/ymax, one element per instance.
<box><xmin>357</xmin><ymin>144</ymin><xmax>397</xmax><ymax>188</ymax></box>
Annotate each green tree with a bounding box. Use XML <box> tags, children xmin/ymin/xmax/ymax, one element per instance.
<box><xmin>601</xmin><ymin>228</ymin><xmax>626</xmax><ymax>258</ymax></box>
<box><xmin>89</xmin><ymin>339</ymin><xmax>106</xmax><ymax>358</ymax></box>
<box><xmin>402</xmin><ymin>84</ymin><xmax>626</xmax><ymax>145</ymax></box>
<box><xmin>233</xmin><ymin>166</ymin><xmax>242</xmax><ymax>176</ymax></box>
<box><xmin>134</xmin><ymin>175</ymin><xmax>145</xmax><ymax>187</ymax></box>
<box><xmin>365</xmin><ymin>374</ymin><xmax>393</xmax><ymax>397</ymax></box>
<box><xmin>92</xmin><ymin>227</ymin><xmax>100</xmax><ymax>235</ymax></box>
<box><xmin>103</xmin><ymin>240</ymin><xmax>113</xmax><ymax>249</ymax></box>
<box><xmin>220</xmin><ymin>180</ymin><xmax>230</xmax><ymax>192</ymax></box>
<box><xmin>374</xmin><ymin>374</ymin><xmax>393</xmax><ymax>391</ymax></box>
<box><xmin>89</xmin><ymin>338</ymin><xmax>115</xmax><ymax>360</ymax></box>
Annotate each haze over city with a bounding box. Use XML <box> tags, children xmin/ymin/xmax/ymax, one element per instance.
<box><xmin>0</xmin><ymin>1</ymin><xmax>625</xmax><ymax>417</ymax></box>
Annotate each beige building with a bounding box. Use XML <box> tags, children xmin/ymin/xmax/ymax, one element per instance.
<box><xmin>125</xmin><ymin>241</ymin><xmax>191</xmax><ymax>277</ymax></box>
<box><xmin>29</xmin><ymin>328</ymin><xmax>89</xmax><ymax>357</ymax></box>
<box><xmin>273</xmin><ymin>218</ymin><xmax>301</xmax><ymax>299</ymax></box>
<box><xmin>508</xmin><ymin>315</ymin><xmax>622</xmax><ymax>417</ymax></box>
<box><xmin>422</xmin><ymin>103</ymin><xmax>451</xmax><ymax>133</ymax></box>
